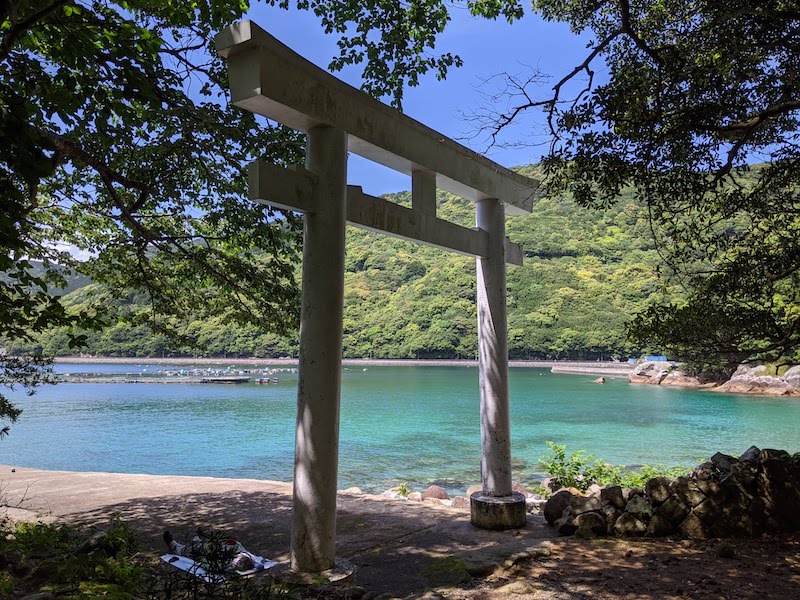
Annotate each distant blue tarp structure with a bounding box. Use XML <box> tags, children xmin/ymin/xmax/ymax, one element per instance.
<box><xmin>644</xmin><ymin>355</ymin><xmax>669</xmax><ymax>362</ymax></box>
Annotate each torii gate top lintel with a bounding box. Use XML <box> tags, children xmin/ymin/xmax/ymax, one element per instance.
<box><xmin>215</xmin><ymin>20</ymin><xmax>538</xmax><ymax>216</ymax></box>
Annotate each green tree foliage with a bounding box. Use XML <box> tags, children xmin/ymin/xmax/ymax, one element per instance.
<box><xmin>472</xmin><ymin>1</ymin><xmax>800</xmax><ymax>370</ymax></box>
<box><xmin>267</xmin><ymin>0</ymin><xmax>469</xmax><ymax>107</ymax></box>
<box><xmin>2</xmin><ymin>0</ymin><xmax>308</xmax><ymax>340</ymax></box>
<box><xmin>1</xmin><ymin>0</ymin><xmax>309</xmax><ymax>433</ymax></box>
<box><xmin>6</xmin><ymin>183</ymin><xmax>671</xmax><ymax>360</ymax></box>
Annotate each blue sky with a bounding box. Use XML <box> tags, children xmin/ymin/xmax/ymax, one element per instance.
<box><xmin>245</xmin><ymin>5</ymin><xmax>593</xmax><ymax>196</ymax></box>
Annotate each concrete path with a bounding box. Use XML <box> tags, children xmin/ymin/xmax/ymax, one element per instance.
<box><xmin>0</xmin><ymin>466</ymin><xmax>556</xmax><ymax>596</ymax></box>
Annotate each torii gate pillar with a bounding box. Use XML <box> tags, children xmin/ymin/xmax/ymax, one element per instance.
<box><xmin>471</xmin><ymin>198</ymin><xmax>527</xmax><ymax>529</ymax></box>
<box><xmin>291</xmin><ymin>125</ymin><xmax>348</xmax><ymax>572</ymax></box>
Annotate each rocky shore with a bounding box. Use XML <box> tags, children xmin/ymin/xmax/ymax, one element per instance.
<box><xmin>363</xmin><ymin>482</ymin><xmax>548</xmax><ymax>515</ymax></box>
<box><xmin>630</xmin><ymin>361</ymin><xmax>800</xmax><ymax>397</ymax></box>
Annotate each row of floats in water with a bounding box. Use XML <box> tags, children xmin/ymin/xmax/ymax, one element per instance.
<box><xmin>198</xmin><ymin>367</ymin><xmax>298</xmax><ymax>384</ymax></box>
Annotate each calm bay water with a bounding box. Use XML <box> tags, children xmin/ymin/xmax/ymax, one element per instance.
<box><xmin>3</xmin><ymin>364</ymin><xmax>800</xmax><ymax>494</ymax></box>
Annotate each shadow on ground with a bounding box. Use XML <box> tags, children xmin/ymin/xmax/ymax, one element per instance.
<box><xmin>5</xmin><ymin>469</ymin><xmax>797</xmax><ymax>599</ymax></box>
<box><xmin>57</xmin><ymin>489</ymin><xmax>554</xmax><ymax>596</ymax></box>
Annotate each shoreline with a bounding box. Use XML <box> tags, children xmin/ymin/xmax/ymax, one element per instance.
<box><xmin>54</xmin><ymin>356</ymin><xmax>631</xmax><ymax>370</ymax></box>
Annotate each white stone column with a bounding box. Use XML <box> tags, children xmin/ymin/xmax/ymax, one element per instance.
<box><xmin>291</xmin><ymin>125</ymin><xmax>348</xmax><ymax>572</ymax></box>
<box><xmin>471</xmin><ymin>198</ymin><xmax>526</xmax><ymax>529</ymax></box>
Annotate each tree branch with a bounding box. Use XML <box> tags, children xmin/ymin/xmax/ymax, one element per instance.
<box><xmin>618</xmin><ymin>0</ymin><xmax>664</xmax><ymax>65</ymax></box>
<box><xmin>0</xmin><ymin>0</ymin><xmax>72</xmax><ymax>62</ymax></box>
<box><xmin>38</xmin><ymin>128</ymin><xmax>150</xmax><ymax>193</ymax></box>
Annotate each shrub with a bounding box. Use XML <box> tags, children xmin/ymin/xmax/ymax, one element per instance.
<box><xmin>539</xmin><ymin>441</ymin><xmax>689</xmax><ymax>494</ymax></box>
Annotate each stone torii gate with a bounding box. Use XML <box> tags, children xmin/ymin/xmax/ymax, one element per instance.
<box><xmin>216</xmin><ymin>21</ymin><xmax>539</xmax><ymax>575</ymax></box>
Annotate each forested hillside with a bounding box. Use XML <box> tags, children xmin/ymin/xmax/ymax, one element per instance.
<box><xmin>4</xmin><ymin>171</ymin><xmax>671</xmax><ymax>360</ymax></box>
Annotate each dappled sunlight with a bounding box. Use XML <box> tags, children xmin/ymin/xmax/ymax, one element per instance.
<box><xmin>453</xmin><ymin>536</ymin><xmax>800</xmax><ymax>600</ymax></box>
<box><xmin>67</xmin><ymin>490</ymin><xmax>295</xmax><ymax>565</ymax></box>
<box><xmin>5</xmin><ymin>467</ymin><xmax>798</xmax><ymax>598</ymax></box>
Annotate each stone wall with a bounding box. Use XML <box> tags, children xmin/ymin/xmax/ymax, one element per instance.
<box><xmin>543</xmin><ymin>447</ymin><xmax>800</xmax><ymax>539</ymax></box>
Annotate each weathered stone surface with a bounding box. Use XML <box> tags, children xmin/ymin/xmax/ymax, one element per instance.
<box><xmin>601</xmin><ymin>504</ymin><xmax>622</xmax><ymax>533</ymax></box>
<box><xmin>717</xmin><ymin>365</ymin><xmax>795</xmax><ymax>396</ymax></box>
<box><xmin>692</xmin><ymin>497</ymin><xmax>721</xmax><ymax>524</ymax></box>
<box><xmin>526</xmin><ymin>494</ymin><xmax>546</xmax><ymax>513</ymax></box>
<box><xmin>656</xmin><ymin>494</ymin><xmax>690</xmax><ymax>524</ymax></box>
<box><xmin>739</xmin><ymin>445</ymin><xmax>761</xmax><ymax>462</ymax></box>
<box><xmin>679</xmin><ymin>512</ymin><xmax>707</xmax><ymax>538</ymax></box>
<box><xmin>646</xmin><ymin>514</ymin><xmax>676</xmax><ymax>536</ymax></box>
<box><xmin>570</xmin><ymin>494</ymin><xmax>602</xmax><ymax>515</ymax></box>
<box><xmin>543</xmin><ymin>489</ymin><xmax>577</xmax><ymax>525</ymax></box>
<box><xmin>422</xmin><ymin>485</ymin><xmax>449</xmax><ymax>500</ymax></box>
<box><xmin>693</xmin><ymin>462</ymin><xmax>716</xmax><ymax>481</ymax></box>
<box><xmin>696</xmin><ymin>477</ymin><xmax>721</xmax><ymax>497</ymax></box>
<box><xmin>626</xmin><ymin>486</ymin><xmax>644</xmax><ymax>499</ymax></box>
<box><xmin>629</xmin><ymin>361</ymin><xmax>674</xmax><ymax>385</ymax></box>
<box><xmin>625</xmin><ymin>495</ymin><xmax>653</xmax><ymax>519</ymax></box>
<box><xmin>711</xmin><ymin>452</ymin><xmax>738</xmax><ymax>473</ymax></box>
<box><xmin>728</xmin><ymin>461</ymin><xmax>758</xmax><ymax>486</ymax></box>
<box><xmin>758</xmin><ymin>458</ymin><xmax>800</xmax><ymax>529</ymax></box>
<box><xmin>495</xmin><ymin>581</ymin><xmax>536</xmax><ymax>595</ymax></box>
<box><xmin>586</xmin><ymin>483</ymin><xmax>603</xmax><ymax>497</ymax></box>
<box><xmin>733</xmin><ymin>364</ymin><xmax>767</xmax><ymax>378</ymax></box>
<box><xmin>731</xmin><ymin>513</ymin><xmax>758</xmax><ymax>537</ymax></box>
<box><xmin>450</xmin><ymin>496</ymin><xmax>469</xmax><ymax>510</ymax></box>
<box><xmin>601</xmin><ymin>485</ymin><xmax>626</xmax><ymax>509</ymax></box>
<box><xmin>554</xmin><ymin>513</ymin><xmax>577</xmax><ymax>535</ymax></box>
<box><xmin>540</xmin><ymin>478</ymin><xmax>556</xmax><ymax>493</ymax></box>
<box><xmin>466</xmin><ymin>484</ymin><xmax>482</xmax><ymax>498</ymax></box>
<box><xmin>574</xmin><ymin>511</ymin><xmax>607</xmax><ymax>538</ymax></box>
<box><xmin>645</xmin><ymin>477</ymin><xmax>671</xmax><ymax>505</ymax></box>
<box><xmin>761</xmin><ymin>448</ymin><xmax>791</xmax><ymax>460</ymax></box>
<box><xmin>511</xmin><ymin>481</ymin><xmax>530</xmax><ymax>496</ymax></box>
<box><xmin>630</xmin><ymin>362</ymin><xmax>800</xmax><ymax>396</ymax></box>
<box><xmin>614</xmin><ymin>513</ymin><xmax>646</xmax><ymax>536</ymax></box>
<box><xmin>671</xmin><ymin>477</ymin><xmax>706</xmax><ymax>507</ymax></box>
<box><xmin>783</xmin><ymin>365</ymin><xmax>800</xmax><ymax>388</ymax></box>
<box><xmin>407</xmin><ymin>492</ymin><xmax>423</xmax><ymax>502</ymax></box>
<box><xmin>662</xmin><ymin>370</ymin><xmax>722</xmax><ymax>387</ymax></box>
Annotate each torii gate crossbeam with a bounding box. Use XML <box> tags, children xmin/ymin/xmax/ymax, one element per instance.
<box><xmin>216</xmin><ymin>21</ymin><xmax>539</xmax><ymax>575</ymax></box>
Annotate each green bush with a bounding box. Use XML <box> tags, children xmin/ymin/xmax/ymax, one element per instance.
<box><xmin>10</xmin><ymin>521</ymin><xmax>77</xmax><ymax>558</ymax></box>
<box><xmin>539</xmin><ymin>441</ymin><xmax>689</xmax><ymax>494</ymax></box>
<box><xmin>539</xmin><ymin>442</ymin><xmax>592</xmax><ymax>490</ymax></box>
<box><xmin>394</xmin><ymin>482</ymin><xmax>412</xmax><ymax>497</ymax></box>
<box><xmin>0</xmin><ymin>519</ymin><xmax>291</xmax><ymax>599</ymax></box>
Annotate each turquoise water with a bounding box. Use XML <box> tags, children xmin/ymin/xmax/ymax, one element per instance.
<box><xmin>3</xmin><ymin>364</ymin><xmax>799</xmax><ymax>494</ymax></box>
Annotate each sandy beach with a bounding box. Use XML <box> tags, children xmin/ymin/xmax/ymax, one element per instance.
<box><xmin>0</xmin><ymin>465</ymin><xmax>554</xmax><ymax>596</ymax></box>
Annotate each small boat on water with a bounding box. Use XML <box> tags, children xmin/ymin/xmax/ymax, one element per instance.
<box><xmin>254</xmin><ymin>378</ymin><xmax>280</xmax><ymax>384</ymax></box>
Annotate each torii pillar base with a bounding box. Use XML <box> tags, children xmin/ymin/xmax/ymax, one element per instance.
<box><xmin>273</xmin><ymin>558</ymin><xmax>356</xmax><ymax>586</ymax></box>
<box><xmin>470</xmin><ymin>492</ymin><xmax>527</xmax><ymax>530</ymax></box>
